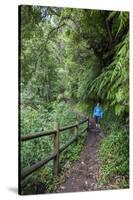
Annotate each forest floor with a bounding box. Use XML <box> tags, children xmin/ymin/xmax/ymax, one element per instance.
<box><xmin>56</xmin><ymin>126</ymin><xmax>106</xmax><ymax>193</ymax></box>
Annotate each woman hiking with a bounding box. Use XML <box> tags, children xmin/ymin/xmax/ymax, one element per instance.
<box><xmin>93</xmin><ymin>102</ymin><xmax>103</xmax><ymax>129</ymax></box>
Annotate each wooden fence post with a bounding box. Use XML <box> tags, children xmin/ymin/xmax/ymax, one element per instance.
<box><xmin>74</xmin><ymin>120</ymin><xmax>79</xmax><ymax>140</ymax></box>
<box><xmin>53</xmin><ymin>121</ymin><xmax>60</xmax><ymax>176</ymax></box>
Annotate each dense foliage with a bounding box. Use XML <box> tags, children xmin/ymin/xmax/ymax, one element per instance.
<box><xmin>99</xmin><ymin>119</ymin><xmax>129</xmax><ymax>188</ymax></box>
<box><xmin>20</xmin><ymin>5</ymin><xmax>129</xmax><ymax>193</ymax></box>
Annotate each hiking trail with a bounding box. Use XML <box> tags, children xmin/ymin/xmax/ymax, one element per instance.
<box><xmin>56</xmin><ymin>126</ymin><xmax>105</xmax><ymax>193</ymax></box>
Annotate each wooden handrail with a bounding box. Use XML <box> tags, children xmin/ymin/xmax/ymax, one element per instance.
<box><xmin>59</xmin><ymin>123</ymin><xmax>77</xmax><ymax>132</ymax></box>
<box><xmin>21</xmin><ymin>118</ymin><xmax>88</xmax><ymax>142</ymax></box>
<box><xmin>21</xmin><ymin>129</ymin><xmax>56</xmax><ymax>142</ymax></box>
<box><xmin>21</xmin><ymin>135</ymin><xmax>78</xmax><ymax>179</ymax></box>
<box><xmin>59</xmin><ymin>135</ymin><xmax>77</xmax><ymax>153</ymax></box>
<box><xmin>78</xmin><ymin>118</ymin><xmax>88</xmax><ymax>125</ymax></box>
<box><xmin>21</xmin><ymin>152</ymin><xmax>57</xmax><ymax>179</ymax></box>
<box><xmin>20</xmin><ymin>117</ymin><xmax>89</xmax><ymax>180</ymax></box>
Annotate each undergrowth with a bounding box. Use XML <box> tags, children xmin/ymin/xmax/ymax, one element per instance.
<box><xmin>98</xmin><ymin>120</ymin><xmax>129</xmax><ymax>189</ymax></box>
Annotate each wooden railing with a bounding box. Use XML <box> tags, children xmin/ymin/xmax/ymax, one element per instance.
<box><xmin>20</xmin><ymin>117</ymin><xmax>89</xmax><ymax>180</ymax></box>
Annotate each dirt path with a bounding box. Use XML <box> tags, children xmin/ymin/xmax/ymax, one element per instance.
<box><xmin>56</xmin><ymin>127</ymin><xmax>104</xmax><ymax>193</ymax></box>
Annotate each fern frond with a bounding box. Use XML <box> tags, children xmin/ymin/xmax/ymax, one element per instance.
<box><xmin>116</xmin><ymin>11</ymin><xmax>129</xmax><ymax>36</ymax></box>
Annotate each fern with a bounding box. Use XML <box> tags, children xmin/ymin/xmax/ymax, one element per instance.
<box><xmin>88</xmin><ymin>32</ymin><xmax>129</xmax><ymax>116</ymax></box>
<box><xmin>117</xmin><ymin>12</ymin><xmax>129</xmax><ymax>34</ymax></box>
<box><xmin>107</xmin><ymin>11</ymin><xmax>118</xmax><ymax>21</ymax></box>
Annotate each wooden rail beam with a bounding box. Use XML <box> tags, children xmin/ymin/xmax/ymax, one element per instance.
<box><xmin>21</xmin><ymin>130</ymin><xmax>56</xmax><ymax>142</ymax></box>
<box><xmin>21</xmin><ymin>136</ymin><xmax>78</xmax><ymax>180</ymax></box>
<box><xmin>59</xmin><ymin>136</ymin><xmax>77</xmax><ymax>153</ymax></box>
<box><xmin>20</xmin><ymin>118</ymin><xmax>88</xmax><ymax>142</ymax></box>
<box><xmin>21</xmin><ymin>152</ymin><xmax>56</xmax><ymax>180</ymax></box>
<box><xmin>78</xmin><ymin>118</ymin><xmax>88</xmax><ymax>125</ymax></box>
<box><xmin>60</xmin><ymin>124</ymin><xmax>76</xmax><ymax>132</ymax></box>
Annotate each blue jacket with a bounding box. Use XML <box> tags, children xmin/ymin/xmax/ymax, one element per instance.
<box><xmin>93</xmin><ymin>106</ymin><xmax>103</xmax><ymax>118</ymax></box>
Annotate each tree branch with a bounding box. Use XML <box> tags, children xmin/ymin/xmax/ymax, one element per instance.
<box><xmin>106</xmin><ymin>18</ymin><xmax>113</xmax><ymax>45</ymax></box>
<box><xmin>45</xmin><ymin>22</ymin><xmax>66</xmax><ymax>48</ymax></box>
